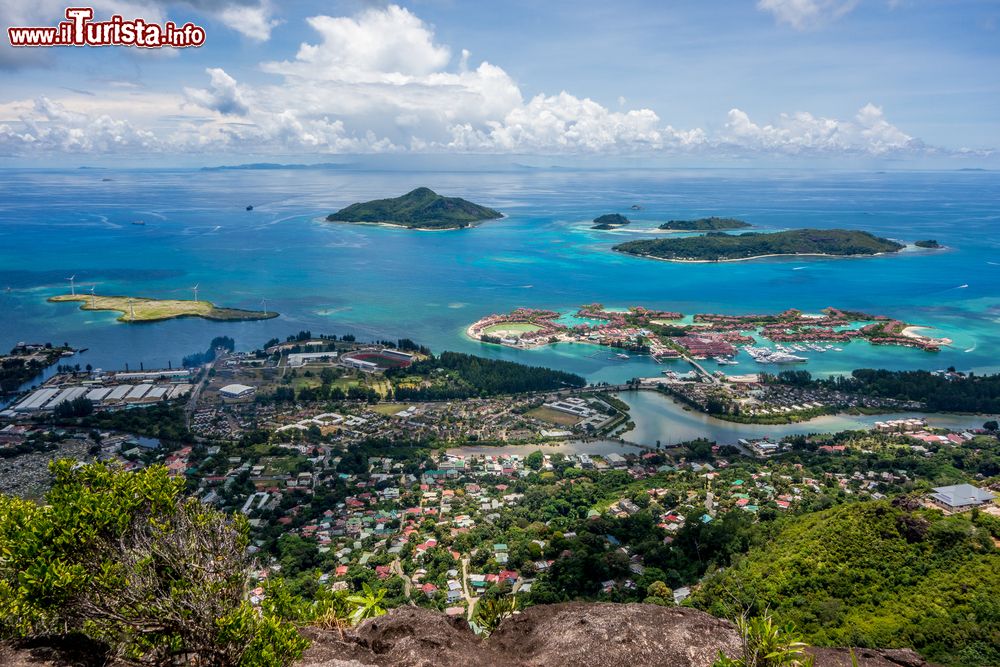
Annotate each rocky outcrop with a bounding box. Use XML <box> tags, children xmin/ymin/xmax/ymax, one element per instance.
<box><xmin>298</xmin><ymin>603</ymin><xmax>936</xmax><ymax>667</ymax></box>
<box><xmin>0</xmin><ymin>603</ymin><xmax>938</xmax><ymax>667</ymax></box>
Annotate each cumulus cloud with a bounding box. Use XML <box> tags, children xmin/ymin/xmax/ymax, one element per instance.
<box><xmin>721</xmin><ymin>103</ymin><xmax>918</xmax><ymax>155</ymax></box>
<box><xmin>757</xmin><ymin>0</ymin><xmax>861</xmax><ymax>29</ymax></box>
<box><xmin>0</xmin><ymin>97</ymin><xmax>159</xmax><ymax>154</ymax></box>
<box><xmin>185</xmin><ymin>68</ymin><xmax>250</xmax><ymax>116</ymax></box>
<box><xmin>0</xmin><ymin>3</ymin><xmax>963</xmax><ymax>159</ymax></box>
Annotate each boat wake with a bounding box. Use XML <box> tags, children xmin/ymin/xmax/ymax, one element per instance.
<box><xmin>965</xmin><ymin>344</ymin><xmax>976</xmax><ymax>353</ymax></box>
<box><xmin>791</xmin><ymin>266</ymin><xmax>806</xmax><ymax>271</ymax></box>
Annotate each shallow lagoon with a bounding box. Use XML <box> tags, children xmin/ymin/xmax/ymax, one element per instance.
<box><xmin>1</xmin><ymin>167</ymin><xmax>997</xmax><ymax>383</ymax></box>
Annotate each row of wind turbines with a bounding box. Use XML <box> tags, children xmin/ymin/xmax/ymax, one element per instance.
<box><xmin>66</xmin><ymin>275</ymin><xmax>271</xmax><ymax>320</ymax></box>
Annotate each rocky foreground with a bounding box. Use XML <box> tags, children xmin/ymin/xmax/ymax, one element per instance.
<box><xmin>1</xmin><ymin>603</ymin><xmax>935</xmax><ymax>667</ymax></box>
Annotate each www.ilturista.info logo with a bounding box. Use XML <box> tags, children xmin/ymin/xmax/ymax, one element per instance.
<box><xmin>7</xmin><ymin>7</ymin><xmax>205</xmax><ymax>48</ymax></box>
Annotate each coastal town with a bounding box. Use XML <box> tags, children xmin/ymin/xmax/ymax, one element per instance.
<box><xmin>1</xmin><ymin>330</ymin><xmax>997</xmax><ymax>624</ymax></box>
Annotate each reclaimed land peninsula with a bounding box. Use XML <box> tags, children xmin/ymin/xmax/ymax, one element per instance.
<box><xmin>326</xmin><ymin>187</ymin><xmax>502</xmax><ymax>230</ymax></box>
<box><xmin>48</xmin><ymin>294</ymin><xmax>278</xmax><ymax>323</ymax></box>
<box><xmin>658</xmin><ymin>216</ymin><xmax>751</xmax><ymax>231</ymax></box>
<box><xmin>613</xmin><ymin>228</ymin><xmax>905</xmax><ymax>262</ymax></box>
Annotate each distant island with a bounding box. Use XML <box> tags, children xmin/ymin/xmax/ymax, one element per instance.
<box><xmin>48</xmin><ymin>295</ymin><xmax>278</xmax><ymax>323</ymax></box>
<box><xmin>592</xmin><ymin>213</ymin><xmax>630</xmax><ymax>229</ymax></box>
<box><xmin>613</xmin><ymin>229</ymin><xmax>905</xmax><ymax>262</ymax></box>
<box><xmin>326</xmin><ymin>187</ymin><xmax>502</xmax><ymax>230</ymax></box>
<box><xmin>658</xmin><ymin>217</ymin><xmax>751</xmax><ymax>231</ymax></box>
<box><xmin>914</xmin><ymin>239</ymin><xmax>942</xmax><ymax>249</ymax></box>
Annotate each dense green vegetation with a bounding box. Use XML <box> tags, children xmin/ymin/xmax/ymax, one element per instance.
<box><xmin>614</xmin><ymin>229</ymin><xmax>904</xmax><ymax>261</ymax></box>
<box><xmin>326</xmin><ymin>187</ymin><xmax>502</xmax><ymax>229</ymax></box>
<box><xmin>765</xmin><ymin>368</ymin><xmax>1000</xmax><ymax>413</ymax></box>
<box><xmin>658</xmin><ymin>217</ymin><xmax>751</xmax><ymax>231</ymax></box>
<box><xmin>0</xmin><ymin>461</ymin><xmax>307</xmax><ymax>666</ymax></box>
<box><xmin>387</xmin><ymin>351</ymin><xmax>586</xmax><ymax>399</ymax></box>
<box><xmin>693</xmin><ymin>500</ymin><xmax>1000</xmax><ymax>666</ymax></box>
<box><xmin>0</xmin><ymin>344</ymin><xmax>70</xmax><ymax>395</ymax></box>
<box><xmin>183</xmin><ymin>335</ymin><xmax>236</xmax><ymax>367</ymax></box>
<box><xmin>592</xmin><ymin>213</ymin><xmax>630</xmax><ymax>229</ymax></box>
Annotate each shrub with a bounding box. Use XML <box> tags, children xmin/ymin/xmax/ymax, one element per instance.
<box><xmin>0</xmin><ymin>460</ymin><xmax>306</xmax><ymax>666</ymax></box>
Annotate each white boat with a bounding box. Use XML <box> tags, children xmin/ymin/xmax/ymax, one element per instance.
<box><xmin>616</xmin><ymin>353</ymin><xmax>630</xmax><ymax>360</ymax></box>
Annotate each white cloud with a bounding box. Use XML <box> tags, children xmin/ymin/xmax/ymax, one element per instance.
<box><xmin>265</xmin><ymin>5</ymin><xmax>450</xmax><ymax>81</ymax></box>
<box><xmin>185</xmin><ymin>68</ymin><xmax>250</xmax><ymax>116</ymax></box>
<box><xmin>213</xmin><ymin>1</ymin><xmax>279</xmax><ymax>41</ymax></box>
<box><xmin>757</xmin><ymin>0</ymin><xmax>861</xmax><ymax>29</ymax></box>
<box><xmin>0</xmin><ymin>3</ymin><xmax>968</xmax><ymax>159</ymax></box>
<box><xmin>0</xmin><ymin>97</ymin><xmax>159</xmax><ymax>154</ymax></box>
<box><xmin>721</xmin><ymin>103</ymin><xmax>917</xmax><ymax>155</ymax></box>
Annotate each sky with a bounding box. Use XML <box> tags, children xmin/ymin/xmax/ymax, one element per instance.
<box><xmin>0</xmin><ymin>0</ymin><xmax>998</xmax><ymax>167</ymax></box>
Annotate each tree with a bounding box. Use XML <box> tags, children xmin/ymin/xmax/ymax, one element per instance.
<box><xmin>0</xmin><ymin>461</ymin><xmax>306</xmax><ymax>666</ymax></box>
<box><xmin>526</xmin><ymin>450</ymin><xmax>544</xmax><ymax>470</ymax></box>
<box><xmin>984</xmin><ymin>420</ymin><xmax>998</xmax><ymax>433</ymax></box>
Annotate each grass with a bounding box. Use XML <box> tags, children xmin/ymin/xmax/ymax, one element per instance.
<box><xmin>482</xmin><ymin>322</ymin><xmax>543</xmax><ymax>336</ymax></box>
<box><xmin>368</xmin><ymin>403</ymin><xmax>414</xmax><ymax>416</ymax></box>
<box><xmin>49</xmin><ymin>294</ymin><xmax>277</xmax><ymax>323</ymax></box>
<box><xmin>526</xmin><ymin>406</ymin><xmax>582</xmax><ymax>426</ymax></box>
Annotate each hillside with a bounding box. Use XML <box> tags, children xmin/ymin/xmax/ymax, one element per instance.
<box><xmin>614</xmin><ymin>229</ymin><xmax>904</xmax><ymax>261</ymax></box>
<box><xmin>658</xmin><ymin>217</ymin><xmax>751</xmax><ymax>231</ymax></box>
<box><xmin>326</xmin><ymin>187</ymin><xmax>503</xmax><ymax>230</ymax></box>
<box><xmin>692</xmin><ymin>499</ymin><xmax>1000</xmax><ymax>666</ymax></box>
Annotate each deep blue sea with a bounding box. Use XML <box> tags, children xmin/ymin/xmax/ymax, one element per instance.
<box><xmin>1</xmin><ymin>167</ymin><xmax>998</xmax><ymax>384</ymax></box>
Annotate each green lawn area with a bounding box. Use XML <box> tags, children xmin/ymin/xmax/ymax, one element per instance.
<box><xmin>526</xmin><ymin>406</ymin><xmax>581</xmax><ymax>427</ymax></box>
<box><xmin>482</xmin><ymin>322</ymin><xmax>543</xmax><ymax>336</ymax></box>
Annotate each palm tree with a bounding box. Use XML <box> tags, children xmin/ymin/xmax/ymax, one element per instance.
<box><xmin>346</xmin><ymin>583</ymin><xmax>387</xmax><ymax>625</ymax></box>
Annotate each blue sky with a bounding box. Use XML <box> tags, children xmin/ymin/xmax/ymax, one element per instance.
<box><xmin>1</xmin><ymin>0</ymin><xmax>997</xmax><ymax>165</ymax></box>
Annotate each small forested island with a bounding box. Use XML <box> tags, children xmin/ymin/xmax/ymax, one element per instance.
<box><xmin>614</xmin><ymin>229</ymin><xmax>905</xmax><ymax>262</ymax></box>
<box><xmin>592</xmin><ymin>213</ymin><xmax>630</xmax><ymax>229</ymax></box>
<box><xmin>0</xmin><ymin>342</ymin><xmax>75</xmax><ymax>395</ymax></box>
<box><xmin>658</xmin><ymin>217</ymin><xmax>751</xmax><ymax>231</ymax></box>
<box><xmin>914</xmin><ymin>239</ymin><xmax>942</xmax><ymax>248</ymax></box>
<box><xmin>326</xmin><ymin>187</ymin><xmax>502</xmax><ymax>230</ymax></box>
<box><xmin>48</xmin><ymin>294</ymin><xmax>278</xmax><ymax>323</ymax></box>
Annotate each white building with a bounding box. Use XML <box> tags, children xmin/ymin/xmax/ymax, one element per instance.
<box><xmin>220</xmin><ymin>384</ymin><xmax>256</xmax><ymax>399</ymax></box>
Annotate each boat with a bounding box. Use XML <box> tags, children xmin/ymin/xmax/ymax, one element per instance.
<box><xmin>832</xmin><ymin>347</ymin><xmax>843</xmax><ymax>352</ymax></box>
<box><xmin>616</xmin><ymin>353</ymin><xmax>630</xmax><ymax>360</ymax></box>
<box><xmin>714</xmin><ymin>357</ymin><xmax>739</xmax><ymax>365</ymax></box>
<box><xmin>246</xmin><ymin>204</ymin><xmax>254</xmax><ymax>211</ymax></box>
<box><xmin>131</xmin><ymin>220</ymin><xmax>145</xmax><ymax>226</ymax></box>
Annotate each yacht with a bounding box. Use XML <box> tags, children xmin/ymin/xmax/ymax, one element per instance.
<box><xmin>616</xmin><ymin>353</ymin><xmax>630</xmax><ymax>360</ymax></box>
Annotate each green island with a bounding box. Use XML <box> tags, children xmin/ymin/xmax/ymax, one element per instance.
<box><xmin>613</xmin><ymin>228</ymin><xmax>905</xmax><ymax>262</ymax></box>
<box><xmin>592</xmin><ymin>213</ymin><xmax>630</xmax><ymax>229</ymax></box>
<box><xmin>326</xmin><ymin>187</ymin><xmax>503</xmax><ymax>230</ymax></box>
<box><xmin>48</xmin><ymin>294</ymin><xmax>278</xmax><ymax>323</ymax></box>
<box><xmin>658</xmin><ymin>216</ymin><xmax>751</xmax><ymax>231</ymax></box>
<box><xmin>915</xmin><ymin>239</ymin><xmax>942</xmax><ymax>248</ymax></box>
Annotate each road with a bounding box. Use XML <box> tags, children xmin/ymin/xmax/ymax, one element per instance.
<box><xmin>391</xmin><ymin>558</ymin><xmax>413</xmax><ymax>600</ymax></box>
<box><xmin>460</xmin><ymin>556</ymin><xmax>478</xmax><ymax>620</ymax></box>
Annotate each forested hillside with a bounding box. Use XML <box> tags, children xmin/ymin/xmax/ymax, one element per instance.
<box><xmin>692</xmin><ymin>499</ymin><xmax>1000</xmax><ymax>666</ymax></box>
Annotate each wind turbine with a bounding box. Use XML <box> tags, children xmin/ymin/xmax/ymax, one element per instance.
<box><xmin>127</xmin><ymin>297</ymin><xmax>135</xmax><ymax>321</ymax></box>
<box><xmin>88</xmin><ymin>285</ymin><xmax>96</xmax><ymax>308</ymax></box>
<box><xmin>261</xmin><ymin>297</ymin><xmax>269</xmax><ymax>314</ymax></box>
<box><xmin>66</xmin><ymin>275</ymin><xmax>76</xmax><ymax>296</ymax></box>
<box><xmin>191</xmin><ymin>284</ymin><xmax>200</xmax><ymax>302</ymax></box>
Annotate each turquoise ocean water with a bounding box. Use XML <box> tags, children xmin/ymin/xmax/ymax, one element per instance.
<box><xmin>0</xmin><ymin>167</ymin><xmax>998</xmax><ymax>385</ymax></box>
